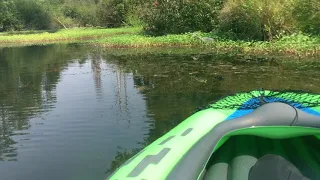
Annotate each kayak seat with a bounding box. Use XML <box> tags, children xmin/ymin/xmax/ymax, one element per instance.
<box><xmin>203</xmin><ymin>155</ymin><xmax>257</xmax><ymax>180</ymax></box>
<box><xmin>249</xmin><ymin>154</ymin><xmax>309</xmax><ymax>180</ymax></box>
<box><xmin>202</xmin><ymin>135</ymin><xmax>320</xmax><ymax>180</ymax></box>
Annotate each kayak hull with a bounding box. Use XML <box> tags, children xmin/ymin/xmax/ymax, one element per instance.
<box><xmin>107</xmin><ymin>90</ymin><xmax>320</xmax><ymax>180</ymax></box>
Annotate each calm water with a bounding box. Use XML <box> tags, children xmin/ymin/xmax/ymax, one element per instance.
<box><xmin>0</xmin><ymin>44</ymin><xmax>319</xmax><ymax>180</ymax></box>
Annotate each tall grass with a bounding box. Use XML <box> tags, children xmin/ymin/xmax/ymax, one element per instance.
<box><xmin>218</xmin><ymin>0</ymin><xmax>296</xmax><ymax>41</ymax></box>
<box><xmin>141</xmin><ymin>0</ymin><xmax>221</xmax><ymax>36</ymax></box>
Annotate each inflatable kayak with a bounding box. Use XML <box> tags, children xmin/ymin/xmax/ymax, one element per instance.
<box><xmin>107</xmin><ymin>90</ymin><xmax>320</xmax><ymax>180</ymax></box>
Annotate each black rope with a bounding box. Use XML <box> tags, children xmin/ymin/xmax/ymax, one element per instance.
<box><xmin>289</xmin><ymin>104</ymin><xmax>299</xmax><ymax>126</ymax></box>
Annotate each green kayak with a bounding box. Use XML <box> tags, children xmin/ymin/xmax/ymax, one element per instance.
<box><xmin>107</xmin><ymin>90</ymin><xmax>320</xmax><ymax>180</ymax></box>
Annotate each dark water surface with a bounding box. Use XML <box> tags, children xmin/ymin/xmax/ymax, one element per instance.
<box><xmin>0</xmin><ymin>44</ymin><xmax>319</xmax><ymax>180</ymax></box>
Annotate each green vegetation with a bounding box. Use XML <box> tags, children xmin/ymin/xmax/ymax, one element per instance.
<box><xmin>140</xmin><ymin>0</ymin><xmax>320</xmax><ymax>40</ymax></box>
<box><xmin>0</xmin><ymin>0</ymin><xmax>148</xmax><ymax>31</ymax></box>
<box><xmin>0</xmin><ymin>0</ymin><xmax>319</xmax><ymax>57</ymax></box>
<box><xmin>218</xmin><ymin>0</ymin><xmax>296</xmax><ymax>41</ymax></box>
<box><xmin>1</xmin><ymin>0</ymin><xmax>319</xmax><ymax>37</ymax></box>
<box><xmin>0</xmin><ymin>0</ymin><xmax>52</xmax><ymax>31</ymax></box>
<box><xmin>96</xmin><ymin>31</ymin><xmax>320</xmax><ymax>57</ymax></box>
<box><xmin>141</xmin><ymin>0</ymin><xmax>222</xmax><ymax>36</ymax></box>
<box><xmin>0</xmin><ymin>27</ymin><xmax>139</xmax><ymax>45</ymax></box>
<box><xmin>293</xmin><ymin>0</ymin><xmax>320</xmax><ymax>35</ymax></box>
<box><xmin>0</xmin><ymin>27</ymin><xmax>319</xmax><ymax>57</ymax></box>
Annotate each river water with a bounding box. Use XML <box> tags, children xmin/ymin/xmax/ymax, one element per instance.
<box><xmin>0</xmin><ymin>44</ymin><xmax>319</xmax><ymax>180</ymax></box>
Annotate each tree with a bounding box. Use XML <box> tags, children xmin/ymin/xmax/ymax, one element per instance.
<box><xmin>141</xmin><ymin>0</ymin><xmax>221</xmax><ymax>36</ymax></box>
<box><xmin>15</xmin><ymin>0</ymin><xmax>52</xmax><ymax>30</ymax></box>
<box><xmin>97</xmin><ymin>0</ymin><xmax>129</xmax><ymax>27</ymax></box>
<box><xmin>0</xmin><ymin>0</ymin><xmax>23</xmax><ymax>31</ymax></box>
<box><xmin>294</xmin><ymin>0</ymin><xmax>320</xmax><ymax>35</ymax></box>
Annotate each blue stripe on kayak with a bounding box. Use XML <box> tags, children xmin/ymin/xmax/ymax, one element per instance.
<box><xmin>300</xmin><ymin>108</ymin><xmax>320</xmax><ymax>116</ymax></box>
<box><xmin>226</xmin><ymin>97</ymin><xmax>261</xmax><ymax>120</ymax></box>
<box><xmin>225</xmin><ymin>109</ymin><xmax>253</xmax><ymax>120</ymax></box>
<box><xmin>263</xmin><ymin>97</ymin><xmax>320</xmax><ymax>116</ymax></box>
<box><xmin>225</xmin><ymin>97</ymin><xmax>320</xmax><ymax>120</ymax></box>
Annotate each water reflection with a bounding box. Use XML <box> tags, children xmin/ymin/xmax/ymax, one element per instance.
<box><xmin>91</xmin><ymin>56</ymin><xmax>103</xmax><ymax>98</ymax></box>
<box><xmin>0</xmin><ymin>44</ymin><xmax>319</xmax><ymax>180</ymax></box>
<box><xmin>0</xmin><ymin>45</ymin><xmax>70</xmax><ymax>161</ymax></box>
<box><xmin>102</xmin><ymin>51</ymin><xmax>320</xmax><ymax>175</ymax></box>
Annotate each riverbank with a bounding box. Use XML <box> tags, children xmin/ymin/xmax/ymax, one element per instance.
<box><xmin>0</xmin><ymin>27</ymin><xmax>140</xmax><ymax>45</ymax></box>
<box><xmin>96</xmin><ymin>32</ymin><xmax>320</xmax><ymax>57</ymax></box>
<box><xmin>0</xmin><ymin>27</ymin><xmax>319</xmax><ymax>57</ymax></box>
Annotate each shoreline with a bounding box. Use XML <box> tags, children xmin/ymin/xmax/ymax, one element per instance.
<box><xmin>0</xmin><ymin>27</ymin><xmax>319</xmax><ymax>58</ymax></box>
<box><xmin>0</xmin><ymin>27</ymin><xmax>139</xmax><ymax>45</ymax></box>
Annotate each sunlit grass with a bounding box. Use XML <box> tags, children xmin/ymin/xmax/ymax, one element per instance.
<box><xmin>0</xmin><ymin>27</ymin><xmax>140</xmax><ymax>45</ymax></box>
<box><xmin>96</xmin><ymin>33</ymin><xmax>198</xmax><ymax>47</ymax></box>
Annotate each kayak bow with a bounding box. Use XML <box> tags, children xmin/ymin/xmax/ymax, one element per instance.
<box><xmin>107</xmin><ymin>90</ymin><xmax>320</xmax><ymax>180</ymax></box>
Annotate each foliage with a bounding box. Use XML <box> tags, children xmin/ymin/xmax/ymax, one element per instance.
<box><xmin>15</xmin><ymin>0</ymin><xmax>52</xmax><ymax>30</ymax></box>
<box><xmin>0</xmin><ymin>0</ymin><xmax>319</xmax><ymax>46</ymax></box>
<box><xmin>141</xmin><ymin>0</ymin><xmax>222</xmax><ymax>36</ymax></box>
<box><xmin>293</xmin><ymin>0</ymin><xmax>320</xmax><ymax>35</ymax></box>
<box><xmin>97</xmin><ymin>0</ymin><xmax>129</xmax><ymax>28</ymax></box>
<box><xmin>0</xmin><ymin>0</ymin><xmax>52</xmax><ymax>31</ymax></box>
<box><xmin>0</xmin><ymin>0</ymin><xmax>101</xmax><ymax>31</ymax></box>
<box><xmin>62</xmin><ymin>0</ymin><xmax>99</xmax><ymax>27</ymax></box>
<box><xmin>0</xmin><ymin>0</ymin><xmax>23</xmax><ymax>31</ymax></box>
<box><xmin>218</xmin><ymin>0</ymin><xmax>297</xmax><ymax>41</ymax></box>
<box><xmin>125</xmin><ymin>2</ymin><xmax>148</xmax><ymax>27</ymax></box>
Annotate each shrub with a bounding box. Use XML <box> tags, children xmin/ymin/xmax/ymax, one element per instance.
<box><xmin>141</xmin><ymin>0</ymin><xmax>221</xmax><ymax>36</ymax></box>
<box><xmin>97</xmin><ymin>0</ymin><xmax>129</xmax><ymax>28</ymax></box>
<box><xmin>218</xmin><ymin>0</ymin><xmax>296</xmax><ymax>41</ymax></box>
<box><xmin>62</xmin><ymin>1</ymin><xmax>99</xmax><ymax>27</ymax></box>
<box><xmin>125</xmin><ymin>1</ymin><xmax>149</xmax><ymax>27</ymax></box>
<box><xmin>293</xmin><ymin>0</ymin><xmax>320</xmax><ymax>35</ymax></box>
<box><xmin>15</xmin><ymin>0</ymin><xmax>52</xmax><ymax>30</ymax></box>
<box><xmin>0</xmin><ymin>0</ymin><xmax>23</xmax><ymax>31</ymax></box>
